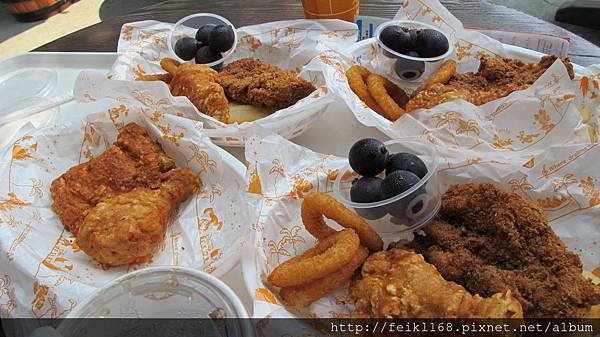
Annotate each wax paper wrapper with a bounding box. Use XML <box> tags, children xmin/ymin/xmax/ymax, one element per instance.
<box><xmin>98</xmin><ymin>19</ymin><xmax>359</xmax><ymax>146</ymax></box>
<box><xmin>0</xmin><ymin>99</ymin><xmax>253</xmax><ymax>319</ymax></box>
<box><xmin>320</xmin><ymin>0</ymin><xmax>600</xmax><ymax>141</ymax></box>
<box><xmin>241</xmin><ymin>133</ymin><xmax>599</xmax><ymax>326</ymax></box>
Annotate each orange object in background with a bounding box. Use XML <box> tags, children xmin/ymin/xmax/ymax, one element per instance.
<box><xmin>1</xmin><ymin>0</ymin><xmax>77</xmax><ymax>22</ymax></box>
<box><xmin>301</xmin><ymin>0</ymin><xmax>359</xmax><ymax>22</ymax></box>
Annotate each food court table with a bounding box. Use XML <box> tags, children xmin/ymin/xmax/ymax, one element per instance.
<box><xmin>36</xmin><ymin>0</ymin><xmax>600</xmax><ymax>66</ymax></box>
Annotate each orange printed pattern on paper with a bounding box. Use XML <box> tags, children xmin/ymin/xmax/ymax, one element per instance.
<box><xmin>255</xmin><ymin>288</ymin><xmax>278</xmax><ymax>304</ymax></box>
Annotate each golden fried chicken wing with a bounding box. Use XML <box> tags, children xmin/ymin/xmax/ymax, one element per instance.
<box><xmin>351</xmin><ymin>248</ymin><xmax>523</xmax><ymax>318</ymax></box>
<box><xmin>406</xmin><ymin>55</ymin><xmax>574</xmax><ymax>111</ymax></box>
<box><xmin>219</xmin><ymin>58</ymin><xmax>316</xmax><ymax>110</ymax></box>
<box><xmin>76</xmin><ymin>168</ymin><xmax>199</xmax><ymax>267</ymax></box>
<box><xmin>168</xmin><ymin>61</ymin><xmax>230</xmax><ymax>123</ymax></box>
<box><xmin>50</xmin><ymin>123</ymin><xmax>175</xmax><ymax>234</ymax></box>
<box><xmin>406</xmin><ymin>183</ymin><xmax>600</xmax><ymax>318</ymax></box>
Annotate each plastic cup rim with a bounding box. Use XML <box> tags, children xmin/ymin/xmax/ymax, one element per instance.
<box><xmin>64</xmin><ymin>265</ymin><xmax>249</xmax><ymax>319</ymax></box>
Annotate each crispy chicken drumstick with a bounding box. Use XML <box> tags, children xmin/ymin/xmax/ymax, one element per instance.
<box><xmin>351</xmin><ymin>248</ymin><xmax>523</xmax><ymax>318</ymax></box>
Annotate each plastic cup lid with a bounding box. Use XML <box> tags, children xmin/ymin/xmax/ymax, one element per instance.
<box><xmin>59</xmin><ymin>267</ymin><xmax>252</xmax><ymax>337</ymax></box>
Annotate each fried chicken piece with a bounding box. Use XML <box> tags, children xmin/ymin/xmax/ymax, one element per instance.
<box><xmin>406</xmin><ymin>55</ymin><xmax>574</xmax><ymax>111</ymax></box>
<box><xmin>219</xmin><ymin>58</ymin><xmax>316</xmax><ymax>110</ymax></box>
<box><xmin>50</xmin><ymin>123</ymin><xmax>175</xmax><ymax>234</ymax></box>
<box><xmin>405</xmin><ymin>183</ymin><xmax>600</xmax><ymax>317</ymax></box>
<box><xmin>351</xmin><ymin>248</ymin><xmax>523</xmax><ymax>318</ymax></box>
<box><xmin>167</xmin><ymin>61</ymin><xmax>230</xmax><ymax>123</ymax></box>
<box><xmin>77</xmin><ymin>168</ymin><xmax>200</xmax><ymax>267</ymax></box>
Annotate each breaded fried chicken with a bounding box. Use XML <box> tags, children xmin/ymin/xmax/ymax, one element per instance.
<box><xmin>351</xmin><ymin>248</ymin><xmax>523</xmax><ymax>318</ymax></box>
<box><xmin>77</xmin><ymin>168</ymin><xmax>199</xmax><ymax>267</ymax></box>
<box><xmin>219</xmin><ymin>58</ymin><xmax>316</xmax><ymax>110</ymax></box>
<box><xmin>407</xmin><ymin>55</ymin><xmax>574</xmax><ymax>110</ymax></box>
<box><xmin>402</xmin><ymin>183</ymin><xmax>600</xmax><ymax>317</ymax></box>
<box><xmin>51</xmin><ymin>123</ymin><xmax>201</xmax><ymax>267</ymax></box>
<box><xmin>50</xmin><ymin>123</ymin><xmax>175</xmax><ymax>234</ymax></box>
<box><xmin>169</xmin><ymin>62</ymin><xmax>230</xmax><ymax>123</ymax></box>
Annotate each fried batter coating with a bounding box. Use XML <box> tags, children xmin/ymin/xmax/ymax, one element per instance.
<box><xmin>268</xmin><ymin>229</ymin><xmax>361</xmax><ymax>287</ymax></box>
<box><xmin>136</xmin><ymin>73</ymin><xmax>173</xmax><ymax>83</ymax></box>
<box><xmin>367</xmin><ymin>73</ymin><xmax>406</xmax><ymax>121</ymax></box>
<box><xmin>406</xmin><ymin>183</ymin><xmax>600</xmax><ymax>317</ymax></box>
<box><xmin>424</xmin><ymin>59</ymin><xmax>457</xmax><ymax>88</ymax></box>
<box><xmin>346</xmin><ymin>65</ymin><xmax>385</xmax><ymax>114</ymax></box>
<box><xmin>50</xmin><ymin>123</ymin><xmax>175</xmax><ymax>234</ymax></box>
<box><xmin>301</xmin><ymin>193</ymin><xmax>383</xmax><ymax>252</ymax></box>
<box><xmin>410</xmin><ymin>59</ymin><xmax>457</xmax><ymax>100</ymax></box>
<box><xmin>280</xmin><ymin>245</ymin><xmax>368</xmax><ymax>307</ymax></box>
<box><xmin>406</xmin><ymin>55</ymin><xmax>574</xmax><ymax>111</ymax></box>
<box><xmin>169</xmin><ymin>62</ymin><xmax>230</xmax><ymax>123</ymax></box>
<box><xmin>219</xmin><ymin>58</ymin><xmax>316</xmax><ymax>110</ymax></box>
<box><xmin>77</xmin><ymin>168</ymin><xmax>199</xmax><ymax>267</ymax></box>
<box><xmin>351</xmin><ymin>248</ymin><xmax>523</xmax><ymax>318</ymax></box>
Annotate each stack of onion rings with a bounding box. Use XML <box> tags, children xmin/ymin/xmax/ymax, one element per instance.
<box><xmin>267</xmin><ymin>192</ymin><xmax>383</xmax><ymax>307</ymax></box>
<box><xmin>267</xmin><ymin>229</ymin><xmax>361</xmax><ymax>287</ymax></box>
<box><xmin>346</xmin><ymin>65</ymin><xmax>409</xmax><ymax>122</ymax></box>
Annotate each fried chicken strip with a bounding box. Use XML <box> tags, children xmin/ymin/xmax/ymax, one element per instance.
<box><xmin>406</xmin><ymin>55</ymin><xmax>574</xmax><ymax>111</ymax></box>
<box><xmin>351</xmin><ymin>248</ymin><xmax>523</xmax><ymax>318</ymax></box>
<box><xmin>219</xmin><ymin>58</ymin><xmax>316</xmax><ymax>110</ymax></box>
<box><xmin>407</xmin><ymin>183</ymin><xmax>600</xmax><ymax>318</ymax></box>
<box><xmin>166</xmin><ymin>60</ymin><xmax>230</xmax><ymax>123</ymax></box>
<box><xmin>76</xmin><ymin>168</ymin><xmax>200</xmax><ymax>267</ymax></box>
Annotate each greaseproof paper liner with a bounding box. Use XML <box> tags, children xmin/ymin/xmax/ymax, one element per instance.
<box><xmin>321</xmin><ymin>0</ymin><xmax>600</xmax><ymax>141</ymax></box>
<box><xmin>100</xmin><ymin>19</ymin><xmax>359</xmax><ymax>146</ymax></box>
<box><xmin>0</xmin><ymin>104</ymin><xmax>253</xmax><ymax>318</ymax></box>
<box><xmin>242</xmin><ymin>134</ymin><xmax>599</xmax><ymax>324</ymax></box>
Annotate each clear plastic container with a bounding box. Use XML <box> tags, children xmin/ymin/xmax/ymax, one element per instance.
<box><xmin>0</xmin><ymin>68</ymin><xmax>57</xmax><ymax>114</ymax></box>
<box><xmin>333</xmin><ymin>138</ymin><xmax>441</xmax><ymax>234</ymax></box>
<box><xmin>168</xmin><ymin>13</ymin><xmax>238</xmax><ymax>67</ymax></box>
<box><xmin>374</xmin><ymin>20</ymin><xmax>453</xmax><ymax>81</ymax></box>
<box><xmin>59</xmin><ymin>266</ymin><xmax>252</xmax><ymax>337</ymax></box>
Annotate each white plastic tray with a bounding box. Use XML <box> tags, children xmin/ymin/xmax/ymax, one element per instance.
<box><xmin>0</xmin><ymin>43</ymin><xmax>577</xmax><ymax>318</ymax></box>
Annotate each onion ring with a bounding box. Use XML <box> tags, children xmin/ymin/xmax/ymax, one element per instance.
<box><xmin>425</xmin><ymin>59</ymin><xmax>457</xmax><ymax>87</ymax></box>
<box><xmin>411</xmin><ymin>59</ymin><xmax>457</xmax><ymax>99</ymax></box>
<box><xmin>267</xmin><ymin>229</ymin><xmax>361</xmax><ymax>287</ymax></box>
<box><xmin>367</xmin><ymin>73</ymin><xmax>406</xmax><ymax>121</ymax></box>
<box><xmin>301</xmin><ymin>193</ymin><xmax>383</xmax><ymax>252</ymax></box>
<box><xmin>280</xmin><ymin>245</ymin><xmax>368</xmax><ymax>307</ymax></box>
<box><xmin>136</xmin><ymin>73</ymin><xmax>173</xmax><ymax>83</ymax></box>
<box><xmin>346</xmin><ymin>65</ymin><xmax>385</xmax><ymax>114</ymax></box>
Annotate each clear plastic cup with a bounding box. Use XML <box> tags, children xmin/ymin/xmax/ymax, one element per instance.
<box><xmin>168</xmin><ymin>13</ymin><xmax>238</xmax><ymax>67</ymax></box>
<box><xmin>333</xmin><ymin>138</ymin><xmax>441</xmax><ymax>234</ymax></box>
<box><xmin>59</xmin><ymin>266</ymin><xmax>252</xmax><ymax>336</ymax></box>
<box><xmin>374</xmin><ymin>20</ymin><xmax>453</xmax><ymax>81</ymax></box>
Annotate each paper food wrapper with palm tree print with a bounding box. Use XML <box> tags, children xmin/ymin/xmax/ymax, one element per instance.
<box><xmin>0</xmin><ymin>99</ymin><xmax>253</xmax><ymax>320</ymax></box>
<box><xmin>319</xmin><ymin>0</ymin><xmax>600</xmax><ymax>140</ymax></box>
<box><xmin>242</xmin><ymin>131</ymin><xmax>599</xmax><ymax>324</ymax></box>
<box><xmin>101</xmin><ymin>19</ymin><xmax>360</xmax><ymax>146</ymax></box>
